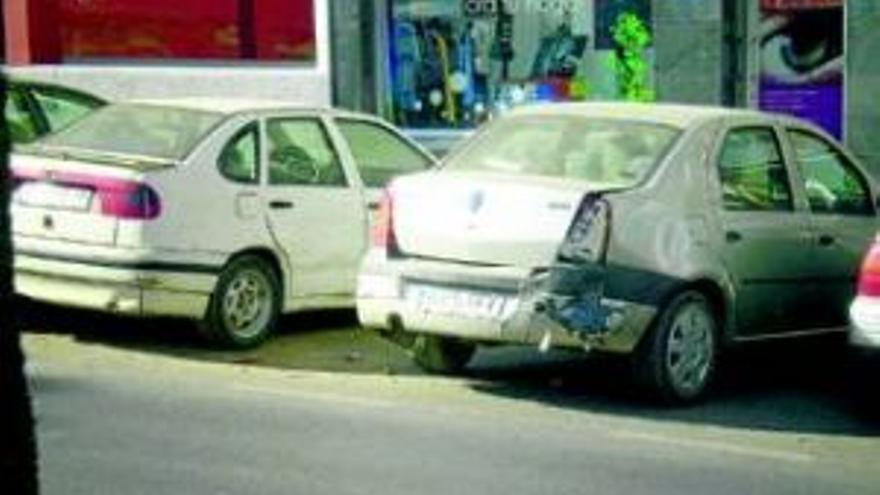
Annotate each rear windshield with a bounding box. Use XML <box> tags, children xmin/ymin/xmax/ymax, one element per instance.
<box><xmin>445</xmin><ymin>115</ymin><xmax>681</xmax><ymax>188</ymax></box>
<box><xmin>38</xmin><ymin>103</ymin><xmax>225</xmax><ymax>161</ymax></box>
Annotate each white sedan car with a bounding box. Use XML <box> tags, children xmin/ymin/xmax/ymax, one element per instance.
<box><xmin>11</xmin><ymin>98</ymin><xmax>435</xmax><ymax>347</ymax></box>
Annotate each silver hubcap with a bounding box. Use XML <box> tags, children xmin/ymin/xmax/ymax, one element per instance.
<box><xmin>222</xmin><ymin>269</ymin><xmax>272</xmax><ymax>340</ymax></box>
<box><xmin>665</xmin><ymin>301</ymin><xmax>715</xmax><ymax>396</ymax></box>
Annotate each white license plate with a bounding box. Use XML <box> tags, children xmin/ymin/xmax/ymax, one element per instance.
<box><xmin>14</xmin><ymin>182</ymin><xmax>93</xmax><ymax>211</ymax></box>
<box><xmin>405</xmin><ymin>284</ymin><xmax>518</xmax><ymax>321</ymax></box>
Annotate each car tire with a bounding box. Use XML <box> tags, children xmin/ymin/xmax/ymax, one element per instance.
<box><xmin>200</xmin><ymin>255</ymin><xmax>281</xmax><ymax>349</ymax></box>
<box><xmin>633</xmin><ymin>290</ymin><xmax>718</xmax><ymax>404</ymax></box>
<box><xmin>411</xmin><ymin>334</ymin><xmax>476</xmax><ymax>374</ymax></box>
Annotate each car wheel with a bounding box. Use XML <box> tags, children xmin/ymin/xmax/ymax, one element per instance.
<box><xmin>411</xmin><ymin>334</ymin><xmax>476</xmax><ymax>374</ymax></box>
<box><xmin>201</xmin><ymin>255</ymin><xmax>280</xmax><ymax>349</ymax></box>
<box><xmin>634</xmin><ymin>291</ymin><xmax>718</xmax><ymax>403</ymax></box>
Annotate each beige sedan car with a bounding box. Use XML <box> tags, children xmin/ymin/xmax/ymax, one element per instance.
<box><xmin>357</xmin><ymin>102</ymin><xmax>878</xmax><ymax>403</ymax></box>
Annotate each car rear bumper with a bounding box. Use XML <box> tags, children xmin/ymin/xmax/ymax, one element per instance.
<box><xmin>14</xmin><ymin>251</ymin><xmax>219</xmax><ymax>319</ymax></box>
<box><xmin>356</xmin><ymin>250</ymin><xmax>657</xmax><ymax>353</ymax></box>
<box><xmin>849</xmin><ymin>296</ymin><xmax>880</xmax><ymax>348</ymax></box>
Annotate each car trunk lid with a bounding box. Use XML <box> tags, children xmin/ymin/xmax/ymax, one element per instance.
<box><xmin>10</xmin><ymin>152</ymin><xmax>164</xmax><ymax>247</ymax></box>
<box><xmin>390</xmin><ymin>171</ymin><xmax>616</xmax><ymax>268</ymax></box>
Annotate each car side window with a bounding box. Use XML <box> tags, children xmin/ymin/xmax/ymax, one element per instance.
<box><xmin>218</xmin><ymin>123</ymin><xmax>259</xmax><ymax>184</ymax></box>
<box><xmin>5</xmin><ymin>89</ymin><xmax>40</xmax><ymax>144</ymax></box>
<box><xmin>717</xmin><ymin>127</ymin><xmax>793</xmax><ymax>212</ymax></box>
<box><xmin>787</xmin><ymin>129</ymin><xmax>873</xmax><ymax>216</ymax></box>
<box><xmin>336</xmin><ymin>119</ymin><xmax>432</xmax><ymax>188</ymax></box>
<box><xmin>267</xmin><ymin>119</ymin><xmax>346</xmax><ymax>187</ymax></box>
<box><xmin>30</xmin><ymin>87</ymin><xmax>103</xmax><ymax>132</ymax></box>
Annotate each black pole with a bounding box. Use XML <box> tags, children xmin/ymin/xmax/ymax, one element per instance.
<box><xmin>238</xmin><ymin>0</ymin><xmax>257</xmax><ymax>59</ymax></box>
<box><xmin>0</xmin><ymin>73</ymin><xmax>40</xmax><ymax>494</ymax></box>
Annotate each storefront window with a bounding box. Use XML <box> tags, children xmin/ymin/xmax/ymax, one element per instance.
<box><xmin>388</xmin><ymin>0</ymin><xmax>653</xmax><ymax>129</ymax></box>
<box><xmin>25</xmin><ymin>1</ymin><xmax>316</xmax><ymax>63</ymax></box>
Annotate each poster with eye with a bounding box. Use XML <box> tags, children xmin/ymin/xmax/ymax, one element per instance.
<box><xmin>759</xmin><ymin>0</ymin><xmax>844</xmax><ymax>140</ymax></box>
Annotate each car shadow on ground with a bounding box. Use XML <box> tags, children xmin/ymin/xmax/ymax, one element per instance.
<box><xmin>17</xmin><ymin>299</ymin><xmax>880</xmax><ymax>437</ymax></box>
<box><xmin>467</xmin><ymin>339</ymin><xmax>880</xmax><ymax>437</ymax></box>
<box><xmin>15</xmin><ymin>298</ymin><xmax>422</xmax><ymax>374</ymax></box>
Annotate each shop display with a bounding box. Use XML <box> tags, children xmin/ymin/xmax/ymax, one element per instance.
<box><xmin>389</xmin><ymin>0</ymin><xmax>653</xmax><ymax>129</ymax></box>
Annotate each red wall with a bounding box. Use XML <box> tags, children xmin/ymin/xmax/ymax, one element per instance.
<box><xmin>5</xmin><ymin>0</ymin><xmax>315</xmax><ymax>64</ymax></box>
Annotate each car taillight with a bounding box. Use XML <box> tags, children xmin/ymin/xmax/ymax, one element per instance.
<box><xmin>12</xmin><ymin>167</ymin><xmax>162</xmax><ymax>220</ymax></box>
<box><xmin>371</xmin><ymin>189</ymin><xmax>399</xmax><ymax>254</ymax></box>
<box><xmin>98</xmin><ymin>182</ymin><xmax>162</xmax><ymax>220</ymax></box>
<box><xmin>557</xmin><ymin>195</ymin><xmax>611</xmax><ymax>264</ymax></box>
<box><xmin>858</xmin><ymin>239</ymin><xmax>880</xmax><ymax>297</ymax></box>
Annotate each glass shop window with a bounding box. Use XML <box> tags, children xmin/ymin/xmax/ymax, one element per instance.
<box><xmin>388</xmin><ymin>0</ymin><xmax>653</xmax><ymax>129</ymax></box>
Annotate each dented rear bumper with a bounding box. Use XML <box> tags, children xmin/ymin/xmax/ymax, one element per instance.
<box><xmin>356</xmin><ymin>250</ymin><xmax>658</xmax><ymax>353</ymax></box>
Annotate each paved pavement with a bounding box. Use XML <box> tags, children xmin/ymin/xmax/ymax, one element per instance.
<box><xmin>19</xmin><ymin>302</ymin><xmax>880</xmax><ymax>495</ymax></box>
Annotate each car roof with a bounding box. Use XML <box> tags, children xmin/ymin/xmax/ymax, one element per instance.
<box><xmin>126</xmin><ymin>97</ymin><xmax>368</xmax><ymax>119</ymax></box>
<box><xmin>509</xmin><ymin>102</ymin><xmax>768</xmax><ymax>128</ymax></box>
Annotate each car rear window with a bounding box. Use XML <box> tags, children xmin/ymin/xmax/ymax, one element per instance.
<box><xmin>37</xmin><ymin>103</ymin><xmax>224</xmax><ymax>161</ymax></box>
<box><xmin>445</xmin><ymin>115</ymin><xmax>681</xmax><ymax>188</ymax></box>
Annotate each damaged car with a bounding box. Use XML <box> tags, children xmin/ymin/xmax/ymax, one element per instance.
<box><xmin>356</xmin><ymin>102</ymin><xmax>878</xmax><ymax>403</ymax></box>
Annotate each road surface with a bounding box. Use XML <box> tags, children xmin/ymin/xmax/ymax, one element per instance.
<box><xmin>24</xmin><ymin>330</ymin><xmax>880</xmax><ymax>495</ymax></box>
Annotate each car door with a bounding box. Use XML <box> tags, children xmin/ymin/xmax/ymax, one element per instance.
<box><xmin>783</xmin><ymin>126</ymin><xmax>878</xmax><ymax>328</ymax></box>
<box><xmin>261</xmin><ymin>115</ymin><xmax>367</xmax><ymax>300</ymax></box>
<box><xmin>330</xmin><ymin>117</ymin><xmax>435</xmax><ymax>213</ymax></box>
<box><xmin>712</xmin><ymin>122</ymin><xmax>815</xmax><ymax>336</ymax></box>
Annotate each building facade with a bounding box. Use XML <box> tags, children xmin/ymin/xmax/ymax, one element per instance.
<box><xmin>4</xmin><ymin>0</ymin><xmax>880</xmax><ymax>172</ymax></box>
<box><xmin>4</xmin><ymin>0</ymin><xmax>333</xmax><ymax>104</ymax></box>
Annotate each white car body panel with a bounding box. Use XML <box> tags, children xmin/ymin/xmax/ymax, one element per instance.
<box><xmin>392</xmin><ymin>172</ymin><xmax>587</xmax><ymax>267</ymax></box>
<box><xmin>850</xmin><ymin>295</ymin><xmax>880</xmax><ymax>348</ymax></box>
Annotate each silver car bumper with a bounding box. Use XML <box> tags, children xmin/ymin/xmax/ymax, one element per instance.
<box><xmin>850</xmin><ymin>296</ymin><xmax>880</xmax><ymax>348</ymax></box>
<box><xmin>14</xmin><ymin>252</ymin><xmax>216</xmax><ymax>318</ymax></box>
<box><xmin>356</xmin><ymin>251</ymin><xmax>657</xmax><ymax>353</ymax></box>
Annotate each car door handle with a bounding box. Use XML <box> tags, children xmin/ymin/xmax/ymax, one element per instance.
<box><xmin>725</xmin><ymin>230</ymin><xmax>742</xmax><ymax>243</ymax></box>
<box><xmin>367</xmin><ymin>200</ymin><xmax>381</xmax><ymax>211</ymax></box>
<box><xmin>818</xmin><ymin>234</ymin><xmax>836</xmax><ymax>247</ymax></box>
<box><xmin>269</xmin><ymin>200</ymin><xmax>294</xmax><ymax>210</ymax></box>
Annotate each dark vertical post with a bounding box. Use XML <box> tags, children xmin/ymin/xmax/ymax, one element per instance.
<box><xmin>238</xmin><ymin>0</ymin><xmax>257</xmax><ymax>59</ymax></box>
<box><xmin>721</xmin><ymin>0</ymin><xmax>746</xmax><ymax>107</ymax></box>
<box><xmin>0</xmin><ymin>74</ymin><xmax>40</xmax><ymax>494</ymax></box>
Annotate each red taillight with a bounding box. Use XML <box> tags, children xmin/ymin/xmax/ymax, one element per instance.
<box><xmin>858</xmin><ymin>240</ymin><xmax>880</xmax><ymax>297</ymax></box>
<box><xmin>98</xmin><ymin>182</ymin><xmax>162</xmax><ymax>220</ymax></box>
<box><xmin>371</xmin><ymin>190</ymin><xmax>398</xmax><ymax>253</ymax></box>
<box><xmin>11</xmin><ymin>167</ymin><xmax>161</xmax><ymax>220</ymax></box>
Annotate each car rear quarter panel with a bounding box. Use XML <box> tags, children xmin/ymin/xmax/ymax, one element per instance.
<box><xmin>604</xmin><ymin>120</ymin><xmax>736</xmax><ymax>332</ymax></box>
<box><xmin>121</xmin><ymin>114</ymin><xmax>280</xmax><ymax>275</ymax></box>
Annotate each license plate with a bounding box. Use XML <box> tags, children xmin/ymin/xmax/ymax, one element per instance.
<box><xmin>14</xmin><ymin>182</ymin><xmax>93</xmax><ymax>211</ymax></box>
<box><xmin>405</xmin><ymin>284</ymin><xmax>518</xmax><ymax>321</ymax></box>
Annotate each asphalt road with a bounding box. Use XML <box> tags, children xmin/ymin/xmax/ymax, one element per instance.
<box><xmin>19</xmin><ymin>304</ymin><xmax>880</xmax><ymax>495</ymax></box>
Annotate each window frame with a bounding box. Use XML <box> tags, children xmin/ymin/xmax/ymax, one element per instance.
<box><xmin>265</xmin><ymin>116</ymin><xmax>348</xmax><ymax>188</ymax></box>
<box><xmin>714</xmin><ymin>124</ymin><xmax>796</xmax><ymax>213</ymax></box>
<box><xmin>217</xmin><ymin>122</ymin><xmax>261</xmax><ymax>185</ymax></box>
<box><xmin>784</xmin><ymin>127</ymin><xmax>876</xmax><ymax>217</ymax></box>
